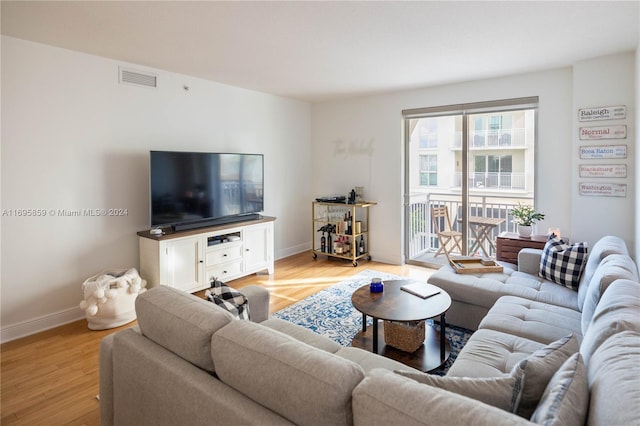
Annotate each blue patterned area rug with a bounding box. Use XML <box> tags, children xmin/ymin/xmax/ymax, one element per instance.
<box><xmin>273</xmin><ymin>269</ymin><xmax>473</xmax><ymax>375</ymax></box>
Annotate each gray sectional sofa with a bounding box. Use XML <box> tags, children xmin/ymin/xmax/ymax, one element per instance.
<box><xmin>100</xmin><ymin>235</ymin><xmax>640</xmax><ymax>426</ymax></box>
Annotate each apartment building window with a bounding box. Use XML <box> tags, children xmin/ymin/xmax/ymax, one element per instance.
<box><xmin>474</xmin><ymin>154</ymin><xmax>513</xmax><ymax>188</ymax></box>
<box><xmin>419</xmin><ymin>155</ymin><xmax>438</xmax><ymax>186</ymax></box>
<box><xmin>489</xmin><ymin>116</ymin><xmax>501</xmax><ymax>131</ymax></box>
<box><xmin>419</xmin><ymin>119</ymin><xmax>439</xmax><ymax>148</ymax></box>
<box><xmin>473</xmin><ymin>118</ymin><xmax>485</xmax><ymax>146</ymax></box>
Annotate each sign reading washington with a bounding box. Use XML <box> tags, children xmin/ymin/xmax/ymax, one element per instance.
<box><xmin>579</xmin><ymin>183</ymin><xmax>627</xmax><ymax>197</ymax></box>
<box><xmin>578</xmin><ymin>105</ymin><xmax>626</xmax><ymax>122</ymax></box>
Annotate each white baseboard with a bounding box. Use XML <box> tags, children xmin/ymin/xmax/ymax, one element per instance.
<box><xmin>1</xmin><ymin>307</ymin><xmax>85</xmax><ymax>344</ymax></box>
<box><xmin>275</xmin><ymin>242</ymin><xmax>311</xmax><ymax>260</ymax></box>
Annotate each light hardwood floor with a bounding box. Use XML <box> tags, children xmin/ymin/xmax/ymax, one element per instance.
<box><xmin>0</xmin><ymin>252</ymin><xmax>437</xmax><ymax>425</ymax></box>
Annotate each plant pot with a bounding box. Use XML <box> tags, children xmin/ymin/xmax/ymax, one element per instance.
<box><xmin>518</xmin><ymin>225</ymin><xmax>532</xmax><ymax>238</ymax></box>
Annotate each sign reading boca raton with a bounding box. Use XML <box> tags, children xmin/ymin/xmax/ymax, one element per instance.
<box><xmin>579</xmin><ymin>145</ymin><xmax>627</xmax><ymax>159</ymax></box>
<box><xmin>579</xmin><ymin>183</ymin><xmax>627</xmax><ymax>197</ymax></box>
<box><xmin>579</xmin><ymin>125</ymin><xmax>627</xmax><ymax>140</ymax></box>
<box><xmin>578</xmin><ymin>105</ymin><xmax>626</xmax><ymax>122</ymax></box>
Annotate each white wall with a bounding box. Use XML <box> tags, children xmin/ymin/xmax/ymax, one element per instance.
<box><xmin>312</xmin><ymin>68</ymin><xmax>575</xmax><ymax>264</ymax></box>
<box><xmin>313</xmin><ymin>52</ymin><xmax>638</xmax><ymax>263</ymax></box>
<box><xmin>571</xmin><ymin>52</ymin><xmax>636</xmax><ymax>249</ymax></box>
<box><xmin>637</xmin><ymin>44</ymin><xmax>640</xmax><ymax>264</ymax></box>
<box><xmin>1</xmin><ymin>36</ymin><xmax>312</xmax><ymax>341</ymax></box>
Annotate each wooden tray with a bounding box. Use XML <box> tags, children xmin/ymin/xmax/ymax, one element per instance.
<box><xmin>449</xmin><ymin>258</ymin><xmax>504</xmax><ymax>274</ymax></box>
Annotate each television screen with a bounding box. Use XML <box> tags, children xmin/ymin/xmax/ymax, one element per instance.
<box><xmin>150</xmin><ymin>151</ymin><xmax>264</xmax><ymax>228</ymax></box>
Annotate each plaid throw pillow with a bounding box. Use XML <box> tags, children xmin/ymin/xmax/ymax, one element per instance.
<box><xmin>205</xmin><ymin>279</ymin><xmax>251</xmax><ymax>320</ymax></box>
<box><xmin>539</xmin><ymin>236</ymin><xmax>588</xmax><ymax>291</ymax></box>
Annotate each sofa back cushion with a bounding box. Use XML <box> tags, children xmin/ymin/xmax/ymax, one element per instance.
<box><xmin>211</xmin><ymin>320</ymin><xmax>364</xmax><ymax>426</ymax></box>
<box><xmin>580</xmin><ymin>279</ymin><xmax>640</xmax><ymax>363</ymax></box>
<box><xmin>577</xmin><ymin>236</ymin><xmax>628</xmax><ymax>308</ymax></box>
<box><xmin>135</xmin><ymin>286</ymin><xmax>234</xmax><ymax>373</ymax></box>
<box><xmin>586</xmin><ymin>330</ymin><xmax>640</xmax><ymax>426</ymax></box>
<box><xmin>580</xmin><ymin>255</ymin><xmax>639</xmax><ymax>334</ymax></box>
<box><xmin>352</xmin><ymin>369</ymin><xmax>532</xmax><ymax>426</ymax></box>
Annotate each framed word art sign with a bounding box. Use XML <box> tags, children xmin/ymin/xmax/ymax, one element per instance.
<box><xmin>579</xmin><ymin>145</ymin><xmax>627</xmax><ymax>159</ymax></box>
<box><xmin>578</xmin><ymin>105</ymin><xmax>626</xmax><ymax>122</ymax></box>
<box><xmin>579</xmin><ymin>164</ymin><xmax>627</xmax><ymax>178</ymax></box>
<box><xmin>579</xmin><ymin>183</ymin><xmax>627</xmax><ymax>197</ymax></box>
<box><xmin>579</xmin><ymin>125</ymin><xmax>627</xmax><ymax>140</ymax></box>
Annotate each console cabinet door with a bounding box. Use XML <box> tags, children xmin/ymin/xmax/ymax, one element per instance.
<box><xmin>243</xmin><ymin>222</ymin><xmax>274</xmax><ymax>274</ymax></box>
<box><xmin>162</xmin><ymin>236</ymin><xmax>203</xmax><ymax>292</ymax></box>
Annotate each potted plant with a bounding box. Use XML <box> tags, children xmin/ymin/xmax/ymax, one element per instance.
<box><xmin>511</xmin><ymin>203</ymin><xmax>545</xmax><ymax>238</ymax></box>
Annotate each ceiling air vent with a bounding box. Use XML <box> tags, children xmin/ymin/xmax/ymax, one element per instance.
<box><xmin>119</xmin><ymin>67</ymin><xmax>158</xmax><ymax>88</ymax></box>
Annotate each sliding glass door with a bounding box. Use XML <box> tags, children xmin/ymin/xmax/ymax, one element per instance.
<box><xmin>403</xmin><ymin>98</ymin><xmax>538</xmax><ymax>267</ymax></box>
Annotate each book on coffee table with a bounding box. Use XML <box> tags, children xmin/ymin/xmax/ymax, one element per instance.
<box><xmin>400</xmin><ymin>282</ymin><xmax>441</xmax><ymax>299</ymax></box>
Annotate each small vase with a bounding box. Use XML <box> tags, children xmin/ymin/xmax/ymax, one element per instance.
<box><xmin>518</xmin><ymin>225</ymin><xmax>532</xmax><ymax>238</ymax></box>
<box><xmin>370</xmin><ymin>278</ymin><xmax>384</xmax><ymax>293</ymax></box>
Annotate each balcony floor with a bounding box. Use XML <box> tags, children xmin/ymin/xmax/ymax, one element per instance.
<box><xmin>407</xmin><ymin>251</ymin><xmax>456</xmax><ymax>269</ymax></box>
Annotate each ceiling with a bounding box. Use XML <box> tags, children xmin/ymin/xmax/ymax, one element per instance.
<box><xmin>2</xmin><ymin>1</ymin><xmax>639</xmax><ymax>103</ymax></box>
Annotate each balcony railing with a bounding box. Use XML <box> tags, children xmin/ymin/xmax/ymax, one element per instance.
<box><xmin>407</xmin><ymin>192</ymin><xmax>534</xmax><ymax>259</ymax></box>
<box><xmin>454</xmin><ymin>172</ymin><xmax>526</xmax><ymax>190</ymax></box>
<box><xmin>453</xmin><ymin>128</ymin><xmax>527</xmax><ymax>149</ymax></box>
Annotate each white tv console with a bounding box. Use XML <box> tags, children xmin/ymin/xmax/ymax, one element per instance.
<box><xmin>138</xmin><ymin>216</ymin><xmax>275</xmax><ymax>293</ymax></box>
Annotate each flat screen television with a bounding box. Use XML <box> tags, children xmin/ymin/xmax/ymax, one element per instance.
<box><xmin>149</xmin><ymin>151</ymin><xmax>264</xmax><ymax>230</ymax></box>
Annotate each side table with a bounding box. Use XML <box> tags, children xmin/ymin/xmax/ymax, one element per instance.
<box><xmin>351</xmin><ymin>280</ymin><xmax>452</xmax><ymax>372</ymax></box>
<box><xmin>496</xmin><ymin>232</ymin><xmax>547</xmax><ymax>265</ymax></box>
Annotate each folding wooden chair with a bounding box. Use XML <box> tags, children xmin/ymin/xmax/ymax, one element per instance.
<box><xmin>431</xmin><ymin>206</ymin><xmax>463</xmax><ymax>260</ymax></box>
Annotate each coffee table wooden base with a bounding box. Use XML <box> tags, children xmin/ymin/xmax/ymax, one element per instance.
<box><xmin>351</xmin><ymin>320</ymin><xmax>451</xmax><ymax>372</ymax></box>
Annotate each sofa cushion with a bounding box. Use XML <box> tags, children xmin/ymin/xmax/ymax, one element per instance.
<box><xmin>577</xmin><ymin>236</ymin><xmax>628</xmax><ymax>309</ymax></box>
<box><xmin>394</xmin><ymin>368</ymin><xmax>525</xmax><ymax>413</ymax></box>
<box><xmin>539</xmin><ymin>237</ymin><xmax>588</xmax><ymax>291</ymax></box>
<box><xmin>580</xmin><ymin>254</ymin><xmax>639</xmax><ymax>335</ymax></box>
<box><xmin>211</xmin><ymin>319</ymin><xmax>364</xmax><ymax>426</ymax></box>
<box><xmin>511</xmin><ymin>333</ymin><xmax>579</xmax><ymax>419</ymax></box>
<box><xmin>580</xmin><ymin>279</ymin><xmax>640</xmax><ymax>364</ymax></box>
<box><xmin>352</xmin><ymin>369</ymin><xmax>532</xmax><ymax>426</ymax></box>
<box><xmin>135</xmin><ymin>286</ymin><xmax>234</xmax><ymax>373</ymax></box>
<box><xmin>446</xmin><ymin>329</ymin><xmax>544</xmax><ymax>377</ymax></box>
<box><xmin>109</xmin><ymin>328</ymin><xmax>294</xmax><ymax>426</ymax></box>
<box><xmin>530</xmin><ymin>353</ymin><xmax>588</xmax><ymax>426</ymax></box>
<box><xmin>334</xmin><ymin>347</ymin><xmax>415</xmax><ymax>374</ymax></box>
<box><xmin>428</xmin><ymin>266</ymin><xmax>579</xmax><ymax>314</ymax></box>
<box><xmin>586</xmin><ymin>330</ymin><xmax>640</xmax><ymax>426</ymax></box>
<box><xmin>260</xmin><ymin>317</ymin><xmax>342</xmax><ymax>353</ymax></box>
<box><xmin>479</xmin><ymin>296</ymin><xmax>582</xmax><ymax>344</ymax></box>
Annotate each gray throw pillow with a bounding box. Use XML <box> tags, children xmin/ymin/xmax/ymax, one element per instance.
<box><xmin>395</xmin><ymin>368</ymin><xmax>525</xmax><ymax>413</ymax></box>
<box><xmin>511</xmin><ymin>333</ymin><xmax>579</xmax><ymax>418</ymax></box>
<box><xmin>530</xmin><ymin>353</ymin><xmax>588</xmax><ymax>426</ymax></box>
